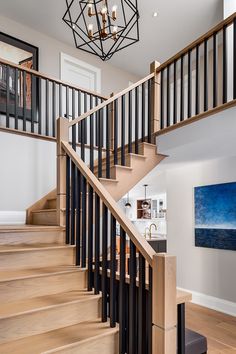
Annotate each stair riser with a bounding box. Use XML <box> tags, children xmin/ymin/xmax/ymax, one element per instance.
<box><xmin>44</xmin><ymin>332</ymin><xmax>118</xmax><ymax>354</ymax></box>
<box><xmin>0</xmin><ymin>248</ymin><xmax>74</xmax><ymax>270</ymax></box>
<box><xmin>0</xmin><ymin>231</ymin><xmax>65</xmax><ymax>246</ymax></box>
<box><xmin>32</xmin><ymin>212</ymin><xmax>57</xmax><ymax>226</ymax></box>
<box><xmin>0</xmin><ymin>271</ymin><xmax>86</xmax><ymax>304</ymax></box>
<box><xmin>46</xmin><ymin>199</ymin><xmax>57</xmax><ymax>209</ymax></box>
<box><xmin>0</xmin><ymin>297</ymin><xmax>101</xmax><ymax>344</ymax></box>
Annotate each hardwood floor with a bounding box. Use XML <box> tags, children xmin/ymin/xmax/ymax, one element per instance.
<box><xmin>186</xmin><ymin>303</ymin><xmax>236</xmax><ymax>353</ymax></box>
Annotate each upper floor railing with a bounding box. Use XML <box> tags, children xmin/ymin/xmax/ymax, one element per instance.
<box><xmin>157</xmin><ymin>11</ymin><xmax>236</xmax><ymax>133</ymax></box>
<box><xmin>0</xmin><ymin>57</ymin><xmax>107</xmax><ymax>139</ymax></box>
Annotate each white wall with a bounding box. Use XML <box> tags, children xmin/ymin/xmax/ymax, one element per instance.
<box><xmin>166</xmin><ymin>156</ymin><xmax>236</xmax><ymax>313</ymax></box>
<box><xmin>0</xmin><ymin>132</ymin><xmax>56</xmax><ymax>223</ymax></box>
<box><xmin>0</xmin><ymin>14</ymin><xmax>140</xmax><ymax>97</ymax></box>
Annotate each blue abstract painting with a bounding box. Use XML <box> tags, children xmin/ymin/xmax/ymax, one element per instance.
<box><xmin>194</xmin><ymin>182</ymin><xmax>236</xmax><ymax>251</ymax></box>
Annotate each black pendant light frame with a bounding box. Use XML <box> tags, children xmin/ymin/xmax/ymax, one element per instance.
<box><xmin>63</xmin><ymin>0</ymin><xmax>140</xmax><ymax>61</ymax></box>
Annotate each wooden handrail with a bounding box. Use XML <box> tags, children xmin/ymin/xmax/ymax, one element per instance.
<box><xmin>0</xmin><ymin>57</ymin><xmax>107</xmax><ymax>100</ymax></box>
<box><xmin>156</xmin><ymin>12</ymin><xmax>236</xmax><ymax>73</ymax></box>
<box><xmin>61</xmin><ymin>140</ymin><xmax>156</xmax><ymax>265</ymax></box>
<box><xmin>69</xmin><ymin>72</ymin><xmax>155</xmax><ymax>127</ymax></box>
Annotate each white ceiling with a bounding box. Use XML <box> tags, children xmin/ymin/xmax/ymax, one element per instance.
<box><xmin>0</xmin><ymin>0</ymin><xmax>223</xmax><ymax>76</ymax></box>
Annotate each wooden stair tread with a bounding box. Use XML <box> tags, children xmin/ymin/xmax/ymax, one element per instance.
<box><xmin>0</xmin><ymin>320</ymin><xmax>118</xmax><ymax>354</ymax></box>
<box><xmin>0</xmin><ymin>265</ymin><xmax>83</xmax><ymax>282</ymax></box>
<box><xmin>0</xmin><ymin>289</ymin><xmax>100</xmax><ymax>318</ymax></box>
<box><xmin>98</xmin><ymin>178</ymin><xmax>119</xmax><ymax>183</ymax></box>
<box><xmin>0</xmin><ymin>244</ymin><xmax>74</xmax><ymax>253</ymax></box>
<box><xmin>32</xmin><ymin>209</ymin><xmax>57</xmax><ymax>214</ymax></box>
<box><xmin>0</xmin><ymin>225</ymin><xmax>64</xmax><ymax>232</ymax></box>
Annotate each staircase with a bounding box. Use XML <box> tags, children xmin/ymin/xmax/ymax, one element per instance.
<box><xmin>0</xmin><ymin>225</ymin><xmax>118</xmax><ymax>353</ymax></box>
<box><xmin>27</xmin><ymin>142</ymin><xmax>165</xmax><ymax>226</ymax></box>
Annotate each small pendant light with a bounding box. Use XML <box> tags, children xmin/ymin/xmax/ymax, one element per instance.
<box><xmin>142</xmin><ymin>184</ymin><xmax>150</xmax><ymax>210</ymax></box>
<box><xmin>125</xmin><ymin>192</ymin><xmax>132</xmax><ymax>208</ymax></box>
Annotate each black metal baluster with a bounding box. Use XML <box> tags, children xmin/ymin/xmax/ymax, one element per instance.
<box><xmin>180</xmin><ymin>55</ymin><xmax>184</xmax><ymax>121</ymax></box>
<box><xmin>31</xmin><ymin>74</ymin><xmax>34</xmax><ymax>133</ymax></box>
<box><xmin>121</xmin><ymin>95</ymin><xmax>126</xmax><ymax>166</ymax></box>
<box><xmin>128</xmin><ymin>90</ymin><xmax>133</xmax><ymax>152</ymax></box>
<box><xmin>90</xmin><ymin>96</ymin><xmax>95</xmax><ymax>173</ymax></box>
<box><xmin>138</xmin><ymin>253</ymin><xmax>146</xmax><ymax>354</ymax></box>
<box><xmin>38</xmin><ymin>78</ymin><xmax>42</xmax><ymax>134</ymax></box>
<box><xmin>135</xmin><ymin>86</ymin><xmax>139</xmax><ymax>154</ymax></box>
<box><xmin>14</xmin><ymin>68</ymin><xmax>18</xmax><ymax>129</ymax></box>
<box><xmin>166</xmin><ymin>65</ymin><xmax>170</xmax><ymax>126</ymax></box>
<box><xmin>95</xmin><ymin>97</ymin><xmax>99</xmax><ymax>147</ymax></box>
<box><xmin>195</xmin><ymin>45</ymin><xmax>199</xmax><ymax>115</ymax></box>
<box><xmin>119</xmin><ymin>227</ymin><xmax>126</xmax><ymax>354</ymax></box>
<box><xmin>98</xmin><ymin>109</ymin><xmax>103</xmax><ymax>178</ymax></box>
<box><xmin>204</xmin><ymin>39</ymin><xmax>208</xmax><ymax>111</ymax></box>
<box><xmin>46</xmin><ymin>79</ymin><xmax>49</xmax><ymax>136</ymax></box>
<box><xmin>59</xmin><ymin>84</ymin><xmax>62</xmax><ymax>118</ymax></box>
<box><xmin>141</xmin><ymin>82</ymin><xmax>145</xmax><ymax>141</ymax></box>
<box><xmin>78</xmin><ymin>90</ymin><xmax>82</xmax><ymax>143</ymax></box>
<box><xmin>177</xmin><ymin>304</ymin><xmax>186</xmax><ymax>354</ymax></box>
<box><xmin>6</xmin><ymin>66</ymin><xmax>9</xmax><ymax>128</ymax></box>
<box><xmin>160</xmin><ymin>70</ymin><xmax>164</xmax><ymax>129</ymax></box>
<box><xmin>70</xmin><ymin>160</ymin><xmax>76</xmax><ymax>246</ymax></box>
<box><xmin>84</xmin><ymin>93</ymin><xmax>88</xmax><ymax>144</ymax></box>
<box><xmin>66</xmin><ymin>154</ymin><xmax>71</xmax><ymax>244</ymax></box>
<box><xmin>81</xmin><ymin>177</ymin><xmax>87</xmax><ymax>268</ymax></box>
<box><xmin>223</xmin><ymin>25</ymin><xmax>227</xmax><ymax>104</ymax></box>
<box><xmin>129</xmin><ymin>240</ymin><xmax>137</xmax><ymax>354</ymax></box>
<box><xmin>66</xmin><ymin>86</ymin><xmax>69</xmax><ymax>118</ymax></box>
<box><xmin>76</xmin><ymin>169</ymin><xmax>81</xmax><ymax>266</ymax></box>
<box><xmin>106</xmin><ymin>105</ymin><xmax>110</xmax><ymax>178</ymax></box>
<box><xmin>23</xmin><ymin>71</ymin><xmax>27</xmax><ymax>131</ymax></box>
<box><xmin>188</xmin><ymin>50</ymin><xmax>192</xmax><ymax>118</ymax></box>
<box><xmin>102</xmin><ymin>204</ymin><xmax>108</xmax><ymax>321</ymax></box>
<box><xmin>234</xmin><ymin>19</ymin><xmax>236</xmax><ymax>99</ymax></box>
<box><xmin>87</xmin><ymin>184</ymin><xmax>94</xmax><ymax>291</ymax></box>
<box><xmin>147</xmin><ymin>79</ymin><xmax>152</xmax><ymax>142</ymax></box>
<box><xmin>114</xmin><ymin>99</ymin><xmax>118</xmax><ymax>165</ymax></box>
<box><xmin>173</xmin><ymin>60</ymin><xmax>177</xmax><ymax>124</ymax></box>
<box><xmin>213</xmin><ymin>33</ymin><xmax>218</xmax><ymax>108</ymax></box>
<box><xmin>110</xmin><ymin>215</ymin><xmax>116</xmax><ymax>328</ymax></box>
<box><xmin>52</xmin><ymin>82</ymin><xmax>56</xmax><ymax>137</ymax></box>
<box><xmin>94</xmin><ymin>193</ymin><xmax>100</xmax><ymax>294</ymax></box>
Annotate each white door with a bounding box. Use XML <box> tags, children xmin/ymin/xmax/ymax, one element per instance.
<box><xmin>60</xmin><ymin>52</ymin><xmax>101</xmax><ymax>93</ymax></box>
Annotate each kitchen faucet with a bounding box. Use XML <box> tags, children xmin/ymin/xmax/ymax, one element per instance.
<box><xmin>149</xmin><ymin>223</ymin><xmax>157</xmax><ymax>239</ymax></box>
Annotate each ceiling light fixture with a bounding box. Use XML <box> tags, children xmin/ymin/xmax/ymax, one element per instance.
<box><xmin>63</xmin><ymin>0</ymin><xmax>140</xmax><ymax>61</ymax></box>
<box><xmin>125</xmin><ymin>193</ymin><xmax>132</xmax><ymax>208</ymax></box>
<box><xmin>153</xmin><ymin>11</ymin><xmax>158</xmax><ymax>17</ymax></box>
<box><xmin>142</xmin><ymin>184</ymin><xmax>150</xmax><ymax>210</ymax></box>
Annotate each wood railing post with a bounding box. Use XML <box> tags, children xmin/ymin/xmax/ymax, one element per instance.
<box><xmin>109</xmin><ymin>92</ymin><xmax>115</xmax><ymax>150</ymax></box>
<box><xmin>57</xmin><ymin>117</ymin><xmax>69</xmax><ymax>226</ymax></box>
<box><xmin>150</xmin><ymin>61</ymin><xmax>161</xmax><ymax>136</ymax></box>
<box><xmin>152</xmin><ymin>254</ymin><xmax>177</xmax><ymax>354</ymax></box>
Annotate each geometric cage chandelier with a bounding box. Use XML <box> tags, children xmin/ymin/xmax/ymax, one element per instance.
<box><xmin>63</xmin><ymin>0</ymin><xmax>140</xmax><ymax>61</ymax></box>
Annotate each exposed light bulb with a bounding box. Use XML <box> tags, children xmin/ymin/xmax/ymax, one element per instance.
<box><xmin>153</xmin><ymin>11</ymin><xmax>158</xmax><ymax>17</ymax></box>
<box><xmin>112</xmin><ymin>5</ymin><xmax>117</xmax><ymax>12</ymax></box>
<box><xmin>72</xmin><ymin>24</ymin><xmax>76</xmax><ymax>29</ymax></box>
<box><xmin>113</xmin><ymin>25</ymin><xmax>118</xmax><ymax>34</ymax></box>
<box><xmin>88</xmin><ymin>23</ymin><xmax>93</xmax><ymax>31</ymax></box>
<box><xmin>112</xmin><ymin>5</ymin><xmax>117</xmax><ymax>20</ymax></box>
<box><xmin>101</xmin><ymin>6</ymin><xmax>107</xmax><ymax>14</ymax></box>
<box><xmin>88</xmin><ymin>23</ymin><xmax>93</xmax><ymax>39</ymax></box>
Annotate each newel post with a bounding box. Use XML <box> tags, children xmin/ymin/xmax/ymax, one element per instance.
<box><xmin>152</xmin><ymin>254</ymin><xmax>177</xmax><ymax>354</ymax></box>
<box><xmin>150</xmin><ymin>61</ymin><xmax>161</xmax><ymax>136</ymax></box>
<box><xmin>57</xmin><ymin>117</ymin><xmax>69</xmax><ymax>227</ymax></box>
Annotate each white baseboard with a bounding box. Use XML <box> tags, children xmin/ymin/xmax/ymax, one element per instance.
<box><xmin>0</xmin><ymin>211</ymin><xmax>26</xmax><ymax>225</ymax></box>
<box><xmin>178</xmin><ymin>287</ymin><xmax>236</xmax><ymax>317</ymax></box>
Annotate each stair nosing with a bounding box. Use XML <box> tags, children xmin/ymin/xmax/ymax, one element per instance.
<box><xmin>0</xmin><ymin>245</ymin><xmax>75</xmax><ymax>254</ymax></box>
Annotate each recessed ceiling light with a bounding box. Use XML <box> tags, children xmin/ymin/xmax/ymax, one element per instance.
<box><xmin>153</xmin><ymin>11</ymin><xmax>159</xmax><ymax>17</ymax></box>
